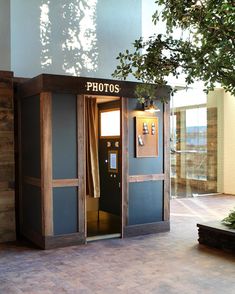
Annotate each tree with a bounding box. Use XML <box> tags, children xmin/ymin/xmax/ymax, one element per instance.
<box><xmin>113</xmin><ymin>0</ymin><xmax>235</xmax><ymax>96</ymax></box>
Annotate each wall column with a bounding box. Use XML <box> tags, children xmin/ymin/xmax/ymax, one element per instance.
<box><xmin>0</xmin><ymin>71</ymin><xmax>15</xmax><ymax>243</ymax></box>
<box><xmin>223</xmin><ymin>91</ymin><xmax>235</xmax><ymax>194</ymax></box>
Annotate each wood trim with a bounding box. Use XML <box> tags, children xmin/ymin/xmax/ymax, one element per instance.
<box><xmin>163</xmin><ymin>102</ymin><xmax>170</xmax><ymax>221</ymax></box>
<box><xmin>77</xmin><ymin>95</ymin><xmax>86</xmax><ymax>236</ymax></box>
<box><xmin>45</xmin><ymin>232</ymin><xmax>85</xmax><ymax>249</ymax></box>
<box><xmin>128</xmin><ymin>174</ymin><xmax>165</xmax><ymax>183</ymax></box>
<box><xmin>121</xmin><ymin>97</ymin><xmax>129</xmax><ymax>236</ymax></box>
<box><xmin>17</xmin><ymin>93</ymin><xmax>23</xmax><ymax>234</ymax></box>
<box><xmin>123</xmin><ymin>221</ymin><xmax>170</xmax><ymax>237</ymax></box>
<box><xmin>40</xmin><ymin>92</ymin><xmax>53</xmax><ymax>236</ymax></box>
<box><xmin>52</xmin><ymin>179</ymin><xmax>79</xmax><ymax>187</ymax></box>
<box><xmin>0</xmin><ymin>71</ymin><xmax>13</xmax><ymax>78</ymax></box>
<box><xmin>22</xmin><ymin>227</ymin><xmax>85</xmax><ymax>250</ymax></box>
<box><xmin>23</xmin><ymin>176</ymin><xmax>41</xmax><ymax>187</ymax></box>
<box><xmin>18</xmin><ymin>74</ymin><xmax>171</xmax><ymax>99</ymax></box>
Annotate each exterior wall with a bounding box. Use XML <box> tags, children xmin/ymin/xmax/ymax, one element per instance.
<box><xmin>11</xmin><ymin>0</ymin><xmax>141</xmax><ymax>79</ymax></box>
<box><xmin>208</xmin><ymin>89</ymin><xmax>235</xmax><ymax>195</ymax></box>
<box><xmin>0</xmin><ymin>71</ymin><xmax>15</xmax><ymax>243</ymax></box>
<box><xmin>0</xmin><ymin>0</ymin><xmax>11</xmax><ymax>70</ymax></box>
<box><xmin>223</xmin><ymin>92</ymin><xmax>235</xmax><ymax>194</ymax></box>
<box><xmin>207</xmin><ymin>89</ymin><xmax>224</xmax><ymax>193</ymax></box>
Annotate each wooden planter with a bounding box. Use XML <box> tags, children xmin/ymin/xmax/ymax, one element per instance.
<box><xmin>197</xmin><ymin>221</ymin><xmax>235</xmax><ymax>253</ymax></box>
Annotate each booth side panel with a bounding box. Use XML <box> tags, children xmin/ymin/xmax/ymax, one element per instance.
<box><xmin>20</xmin><ymin>95</ymin><xmax>42</xmax><ymax>240</ymax></box>
<box><xmin>52</xmin><ymin>94</ymin><xmax>77</xmax><ymax>179</ymax></box>
<box><xmin>53</xmin><ymin>187</ymin><xmax>78</xmax><ymax>235</ymax></box>
<box><xmin>128</xmin><ymin>181</ymin><xmax>163</xmax><ymax>225</ymax></box>
<box><xmin>124</xmin><ymin>98</ymin><xmax>169</xmax><ymax>236</ymax></box>
<box><xmin>51</xmin><ymin>94</ymin><xmax>78</xmax><ymax>236</ymax></box>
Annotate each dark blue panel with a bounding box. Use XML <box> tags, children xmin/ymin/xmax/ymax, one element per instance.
<box><xmin>53</xmin><ymin>187</ymin><xmax>78</xmax><ymax>235</ymax></box>
<box><xmin>22</xmin><ymin>183</ymin><xmax>42</xmax><ymax>234</ymax></box>
<box><xmin>21</xmin><ymin>95</ymin><xmax>40</xmax><ymax>178</ymax></box>
<box><xmin>128</xmin><ymin>181</ymin><xmax>163</xmax><ymax>225</ymax></box>
<box><xmin>52</xmin><ymin>94</ymin><xmax>77</xmax><ymax>179</ymax></box>
<box><xmin>128</xmin><ymin>98</ymin><xmax>164</xmax><ymax>175</ymax></box>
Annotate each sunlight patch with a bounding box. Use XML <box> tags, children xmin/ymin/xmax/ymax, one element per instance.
<box><xmin>62</xmin><ymin>0</ymin><xmax>98</xmax><ymax>75</ymax></box>
<box><xmin>40</xmin><ymin>1</ymin><xmax>52</xmax><ymax>68</ymax></box>
<box><xmin>39</xmin><ymin>0</ymin><xmax>98</xmax><ymax>75</ymax></box>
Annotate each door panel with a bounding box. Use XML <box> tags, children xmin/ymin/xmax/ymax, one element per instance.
<box><xmin>99</xmin><ymin>138</ymin><xmax>121</xmax><ymax>216</ymax></box>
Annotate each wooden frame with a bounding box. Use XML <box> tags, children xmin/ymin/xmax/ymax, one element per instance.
<box><xmin>77</xmin><ymin>95</ymin><xmax>86</xmax><ymax>238</ymax></box>
<box><xmin>121</xmin><ymin>97</ymin><xmax>129</xmax><ymax>235</ymax></box>
<box><xmin>40</xmin><ymin>92</ymin><xmax>53</xmax><ymax>236</ymax></box>
<box><xmin>163</xmin><ymin>102</ymin><xmax>170</xmax><ymax>221</ymax></box>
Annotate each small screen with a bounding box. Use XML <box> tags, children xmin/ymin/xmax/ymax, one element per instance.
<box><xmin>110</xmin><ymin>153</ymin><xmax>117</xmax><ymax>169</ymax></box>
<box><xmin>108</xmin><ymin>150</ymin><xmax>118</xmax><ymax>173</ymax></box>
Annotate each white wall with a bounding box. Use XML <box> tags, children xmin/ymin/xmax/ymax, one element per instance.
<box><xmin>0</xmin><ymin>0</ymin><xmax>11</xmax><ymax>70</ymax></box>
<box><xmin>10</xmin><ymin>0</ymin><xmax>141</xmax><ymax>79</ymax></box>
<box><xmin>207</xmin><ymin>89</ymin><xmax>235</xmax><ymax>195</ymax></box>
<box><xmin>223</xmin><ymin>91</ymin><xmax>235</xmax><ymax>194</ymax></box>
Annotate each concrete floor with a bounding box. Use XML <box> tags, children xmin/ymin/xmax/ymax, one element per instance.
<box><xmin>0</xmin><ymin>195</ymin><xmax>235</xmax><ymax>294</ymax></box>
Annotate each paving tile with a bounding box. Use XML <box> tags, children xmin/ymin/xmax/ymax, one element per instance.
<box><xmin>0</xmin><ymin>195</ymin><xmax>235</xmax><ymax>293</ymax></box>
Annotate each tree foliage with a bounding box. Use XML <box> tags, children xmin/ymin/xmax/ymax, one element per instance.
<box><xmin>113</xmin><ymin>0</ymin><xmax>235</xmax><ymax>96</ymax></box>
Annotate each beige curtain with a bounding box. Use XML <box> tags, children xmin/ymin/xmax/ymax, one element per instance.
<box><xmin>86</xmin><ymin>97</ymin><xmax>100</xmax><ymax>198</ymax></box>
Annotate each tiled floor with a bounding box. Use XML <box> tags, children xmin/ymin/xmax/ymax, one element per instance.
<box><xmin>0</xmin><ymin>195</ymin><xmax>235</xmax><ymax>294</ymax></box>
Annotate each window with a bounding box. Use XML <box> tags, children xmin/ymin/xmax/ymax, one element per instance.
<box><xmin>100</xmin><ymin>110</ymin><xmax>120</xmax><ymax>137</ymax></box>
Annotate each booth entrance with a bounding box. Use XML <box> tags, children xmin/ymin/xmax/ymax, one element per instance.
<box><xmin>86</xmin><ymin>96</ymin><xmax>122</xmax><ymax>240</ymax></box>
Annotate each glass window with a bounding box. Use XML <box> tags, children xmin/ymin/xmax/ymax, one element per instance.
<box><xmin>100</xmin><ymin>110</ymin><xmax>120</xmax><ymax>137</ymax></box>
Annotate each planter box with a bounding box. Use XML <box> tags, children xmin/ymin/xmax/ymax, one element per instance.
<box><xmin>197</xmin><ymin>221</ymin><xmax>235</xmax><ymax>253</ymax></box>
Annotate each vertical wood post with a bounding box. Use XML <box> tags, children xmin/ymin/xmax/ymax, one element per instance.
<box><xmin>77</xmin><ymin>95</ymin><xmax>86</xmax><ymax>236</ymax></box>
<box><xmin>121</xmin><ymin>97</ymin><xmax>129</xmax><ymax>236</ymax></box>
<box><xmin>40</xmin><ymin>92</ymin><xmax>53</xmax><ymax>236</ymax></box>
<box><xmin>164</xmin><ymin>101</ymin><xmax>170</xmax><ymax>221</ymax></box>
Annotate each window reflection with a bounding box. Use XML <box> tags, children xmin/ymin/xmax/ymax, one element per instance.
<box><xmin>171</xmin><ymin>90</ymin><xmax>217</xmax><ymax>198</ymax></box>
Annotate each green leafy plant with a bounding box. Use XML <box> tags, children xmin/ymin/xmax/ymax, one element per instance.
<box><xmin>135</xmin><ymin>84</ymin><xmax>170</xmax><ymax>105</ymax></box>
<box><xmin>113</xmin><ymin>1</ymin><xmax>235</xmax><ymax>96</ymax></box>
<box><xmin>222</xmin><ymin>208</ymin><xmax>235</xmax><ymax>229</ymax></box>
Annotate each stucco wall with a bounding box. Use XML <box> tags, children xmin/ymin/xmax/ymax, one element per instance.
<box><xmin>11</xmin><ymin>0</ymin><xmax>141</xmax><ymax>79</ymax></box>
<box><xmin>0</xmin><ymin>0</ymin><xmax>11</xmax><ymax>70</ymax></box>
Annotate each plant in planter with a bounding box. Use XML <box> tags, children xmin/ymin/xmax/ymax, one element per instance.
<box><xmin>222</xmin><ymin>208</ymin><xmax>235</xmax><ymax>229</ymax></box>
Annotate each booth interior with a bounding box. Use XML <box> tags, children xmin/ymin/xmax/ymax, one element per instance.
<box><xmin>86</xmin><ymin>96</ymin><xmax>121</xmax><ymax>239</ymax></box>
<box><xmin>14</xmin><ymin>73</ymin><xmax>170</xmax><ymax>249</ymax></box>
